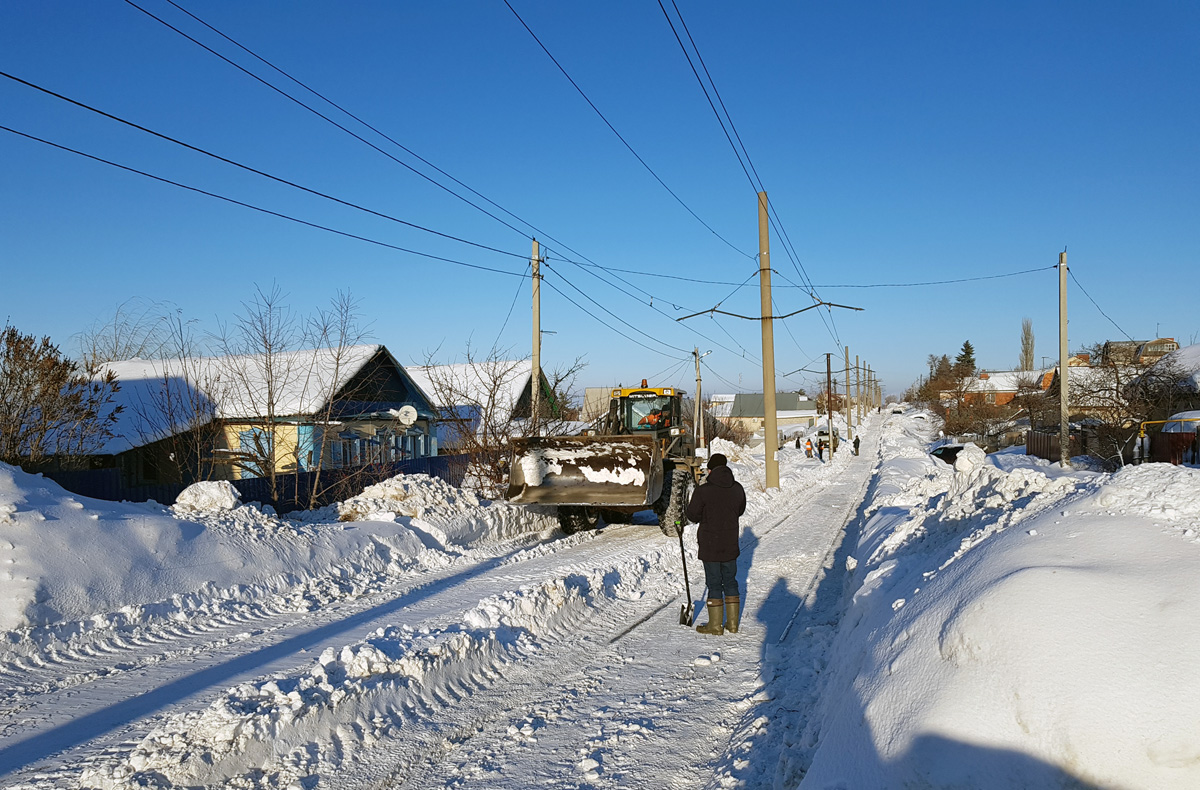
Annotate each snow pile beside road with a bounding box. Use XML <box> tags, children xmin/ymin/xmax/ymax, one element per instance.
<box><xmin>801</xmin><ymin>416</ymin><xmax>1200</xmax><ymax>789</ymax></box>
<box><xmin>0</xmin><ymin>464</ymin><xmax>553</xmax><ymax>654</ymax></box>
<box><xmin>172</xmin><ymin>480</ymin><xmax>241</xmax><ymax>513</ymax></box>
<box><xmin>329</xmin><ymin>473</ymin><xmax>557</xmax><ymax>547</ymax></box>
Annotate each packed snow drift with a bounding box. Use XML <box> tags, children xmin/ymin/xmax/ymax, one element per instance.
<box><xmin>799</xmin><ymin>411</ymin><xmax>1200</xmax><ymax>789</ymax></box>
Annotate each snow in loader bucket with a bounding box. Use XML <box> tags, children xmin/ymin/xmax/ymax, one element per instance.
<box><xmin>505</xmin><ymin>435</ymin><xmax>664</xmax><ymax>507</ymax></box>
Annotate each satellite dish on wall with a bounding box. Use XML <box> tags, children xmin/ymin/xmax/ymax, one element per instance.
<box><xmin>396</xmin><ymin>405</ymin><xmax>418</xmax><ymax>426</ymax></box>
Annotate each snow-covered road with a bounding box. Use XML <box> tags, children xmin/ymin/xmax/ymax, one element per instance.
<box><xmin>1</xmin><ymin>436</ymin><xmax>876</xmax><ymax>788</ymax></box>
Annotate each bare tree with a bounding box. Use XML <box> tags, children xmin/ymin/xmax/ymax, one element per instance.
<box><xmin>77</xmin><ymin>297</ymin><xmax>175</xmax><ymax>366</ymax></box>
<box><xmin>0</xmin><ymin>325</ymin><xmax>122</xmax><ymax>470</ymax></box>
<box><xmin>123</xmin><ymin>312</ymin><xmax>223</xmax><ymax>485</ymax></box>
<box><xmin>418</xmin><ymin>344</ymin><xmax>585</xmax><ymax>498</ymax></box>
<box><xmin>292</xmin><ymin>290</ymin><xmax>378</xmax><ymax>509</ymax></box>
<box><xmin>1019</xmin><ymin>318</ymin><xmax>1035</xmax><ymax>371</ymax></box>
<box><xmin>210</xmin><ymin>284</ymin><xmax>301</xmax><ymax>501</ymax></box>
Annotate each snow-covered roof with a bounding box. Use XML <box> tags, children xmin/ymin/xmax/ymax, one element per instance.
<box><xmin>970</xmin><ymin>369</ymin><xmax>1051</xmax><ymax>393</ymax></box>
<box><xmin>97</xmin><ymin>345</ymin><xmax>412</xmax><ymax>454</ymax></box>
<box><xmin>405</xmin><ymin>360</ymin><xmax>532</xmax><ymax>413</ymax></box>
<box><xmin>1163</xmin><ymin>343</ymin><xmax>1200</xmax><ymax>391</ymax></box>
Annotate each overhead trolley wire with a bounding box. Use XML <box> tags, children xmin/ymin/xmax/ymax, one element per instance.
<box><xmin>0</xmin><ymin>125</ymin><xmax>527</xmax><ymax>279</ymax></box>
<box><xmin>501</xmin><ymin>0</ymin><xmax>753</xmax><ymax>260</ymax></box>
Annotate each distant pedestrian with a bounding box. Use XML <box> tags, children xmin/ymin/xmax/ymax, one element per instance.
<box><xmin>794</xmin><ymin>435</ymin><xmax>801</xmax><ymax>450</ymax></box>
<box><xmin>817</xmin><ymin>440</ymin><xmax>824</xmax><ymax>461</ymax></box>
<box><xmin>853</xmin><ymin>436</ymin><xmax>861</xmax><ymax>456</ymax></box>
<box><xmin>804</xmin><ymin>438</ymin><xmax>813</xmax><ymax>458</ymax></box>
<box><xmin>685</xmin><ymin>453</ymin><xmax>747</xmax><ymax>636</ymax></box>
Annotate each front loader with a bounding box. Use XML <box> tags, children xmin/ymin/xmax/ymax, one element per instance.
<box><xmin>505</xmin><ymin>381</ymin><xmax>702</xmax><ymax>536</ymax></box>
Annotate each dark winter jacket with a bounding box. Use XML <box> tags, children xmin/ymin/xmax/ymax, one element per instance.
<box><xmin>685</xmin><ymin>465</ymin><xmax>746</xmax><ymax>562</ymax></box>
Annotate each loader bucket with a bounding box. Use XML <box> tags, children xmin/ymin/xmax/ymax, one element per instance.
<box><xmin>505</xmin><ymin>435</ymin><xmax>664</xmax><ymax>507</ymax></box>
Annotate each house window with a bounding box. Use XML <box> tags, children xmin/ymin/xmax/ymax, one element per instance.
<box><xmin>237</xmin><ymin>428</ymin><xmax>272</xmax><ymax>480</ymax></box>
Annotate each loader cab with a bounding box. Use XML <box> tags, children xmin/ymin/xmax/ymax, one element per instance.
<box><xmin>606</xmin><ymin>385</ymin><xmax>683</xmax><ymax>435</ymax></box>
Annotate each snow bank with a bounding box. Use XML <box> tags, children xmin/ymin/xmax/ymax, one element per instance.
<box><xmin>173</xmin><ymin>480</ymin><xmax>241</xmax><ymax>512</ymax></box>
<box><xmin>0</xmin><ymin>464</ymin><xmax>555</xmax><ymax>655</ymax></box>
<box><xmin>801</xmin><ymin>415</ymin><xmax>1200</xmax><ymax>789</ymax></box>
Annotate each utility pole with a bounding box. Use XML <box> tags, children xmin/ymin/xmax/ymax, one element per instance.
<box><xmin>1058</xmin><ymin>251</ymin><xmax>1069</xmax><ymax>467</ymax></box>
<box><xmin>825</xmin><ymin>353</ymin><xmax>834</xmax><ymax>450</ymax></box>
<box><xmin>844</xmin><ymin>346</ymin><xmax>852</xmax><ymax>441</ymax></box>
<box><xmin>693</xmin><ymin>347</ymin><xmax>705</xmax><ymax>451</ymax></box>
<box><xmin>531</xmin><ymin>238</ymin><xmax>541</xmax><ymax>437</ymax></box>
<box><xmin>855</xmin><ymin>354</ymin><xmax>861</xmax><ymax>425</ymax></box>
<box><xmin>759</xmin><ymin>192</ymin><xmax>779</xmax><ymax>488</ymax></box>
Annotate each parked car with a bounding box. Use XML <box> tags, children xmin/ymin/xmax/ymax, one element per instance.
<box><xmin>930</xmin><ymin>444</ymin><xmax>964</xmax><ymax>464</ymax></box>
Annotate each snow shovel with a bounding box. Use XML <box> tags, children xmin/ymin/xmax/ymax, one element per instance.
<box><xmin>677</xmin><ymin>528</ymin><xmax>694</xmax><ymax>626</ymax></box>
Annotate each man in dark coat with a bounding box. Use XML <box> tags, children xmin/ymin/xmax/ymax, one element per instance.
<box><xmin>685</xmin><ymin>453</ymin><xmax>747</xmax><ymax>635</ymax></box>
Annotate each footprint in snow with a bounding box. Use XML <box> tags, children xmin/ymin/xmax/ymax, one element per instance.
<box><xmin>694</xmin><ymin>652</ymin><xmax>721</xmax><ymax>666</ymax></box>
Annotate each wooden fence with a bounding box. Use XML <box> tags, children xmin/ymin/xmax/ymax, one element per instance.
<box><xmin>44</xmin><ymin>454</ymin><xmax>469</xmax><ymax>513</ymax></box>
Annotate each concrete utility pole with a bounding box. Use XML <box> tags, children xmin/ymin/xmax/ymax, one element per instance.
<box><xmin>531</xmin><ymin>238</ymin><xmax>541</xmax><ymax>436</ymax></box>
<box><xmin>825</xmin><ymin>353</ymin><xmax>834</xmax><ymax>450</ymax></box>
<box><xmin>855</xmin><ymin>354</ymin><xmax>861</xmax><ymax>425</ymax></box>
<box><xmin>758</xmin><ymin>192</ymin><xmax>779</xmax><ymax>488</ymax></box>
<box><xmin>1058</xmin><ymin>251</ymin><xmax>1069</xmax><ymax>467</ymax></box>
<box><xmin>844</xmin><ymin>346</ymin><xmax>853</xmax><ymax>441</ymax></box>
<box><xmin>693</xmin><ymin>347</ymin><xmax>704</xmax><ymax>450</ymax></box>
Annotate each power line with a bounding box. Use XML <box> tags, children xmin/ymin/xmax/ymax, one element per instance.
<box><xmin>134</xmin><ymin>0</ymin><xmax>770</xmax><ymax>368</ymax></box>
<box><xmin>539</xmin><ymin>263</ymin><xmax>692</xmax><ymax>356</ymax></box>
<box><xmin>501</xmin><ymin>0</ymin><xmax>752</xmax><ymax>260</ymax></box>
<box><xmin>492</xmin><ymin>262</ymin><xmax>532</xmax><ymax>351</ymax></box>
<box><xmin>1069</xmin><ymin>270</ymin><xmax>1135</xmax><ymax>342</ymax></box>
<box><xmin>657</xmin><ymin>0</ymin><xmax>839</xmax><ymax>351</ymax></box>
<box><xmin>122</xmin><ymin>0</ymin><xmax>534</xmax><ymax>240</ymax></box>
<box><xmin>0</xmin><ymin>124</ymin><xmax>527</xmax><ymax>279</ymax></box>
<box><xmin>161</xmin><ymin>0</ymin><xmax>552</xmax><ymax>237</ymax></box>
<box><xmin>810</xmin><ymin>265</ymin><xmax>1057</xmax><ymax>288</ymax></box>
<box><xmin>0</xmin><ymin>70</ymin><xmax>530</xmax><ymax>262</ymax></box>
<box><xmin>538</xmin><ymin>278</ymin><xmax>681</xmax><ymax>360</ymax></box>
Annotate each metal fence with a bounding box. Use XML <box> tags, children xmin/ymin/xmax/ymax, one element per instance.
<box><xmin>44</xmin><ymin>454</ymin><xmax>469</xmax><ymax>513</ymax></box>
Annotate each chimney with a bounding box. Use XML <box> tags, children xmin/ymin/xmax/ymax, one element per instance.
<box><xmin>979</xmin><ymin>371</ymin><xmax>989</xmax><ymax>380</ymax></box>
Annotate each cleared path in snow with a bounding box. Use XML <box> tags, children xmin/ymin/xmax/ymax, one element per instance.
<box><xmin>351</xmin><ymin>439</ymin><xmax>879</xmax><ymax>789</ymax></box>
<box><xmin>2</xmin><ymin>426</ymin><xmax>880</xmax><ymax>788</ymax></box>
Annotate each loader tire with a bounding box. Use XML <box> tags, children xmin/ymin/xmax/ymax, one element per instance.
<box><xmin>656</xmin><ymin>470</ymin><xmax>693</xmax><ymax>538</ymax></box>
<box><xmin>559</xmin><ymin>506</ymin><xmax>600</xmax><ymax>535</ymax></box>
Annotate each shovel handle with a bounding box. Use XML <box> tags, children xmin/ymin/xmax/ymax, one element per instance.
<box><xmin>677</xmin><ymin>527</ymin><xmax>693</xmax><ymax>606</ymax></box>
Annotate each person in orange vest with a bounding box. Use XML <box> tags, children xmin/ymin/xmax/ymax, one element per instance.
<box><xmin>804</xmin><ymin>438</ymin><xmax>813</xmax><ymax>458</ymax></box>
<box><xmin>638</xmin><ymin>408</ymin><xmax>664</xmax><ymax>427</ymax></box>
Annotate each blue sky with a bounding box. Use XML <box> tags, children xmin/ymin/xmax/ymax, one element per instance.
<box><xmin>2</xmin><ymin>1</ymin><xmax>1197</xmax><ymax>399</ymax></box>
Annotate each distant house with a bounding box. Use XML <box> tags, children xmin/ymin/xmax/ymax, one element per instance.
<box><xmin>946</xmin><ymin>369</ymin><xmax>1052</xmax><ymax>406</ymax></box>
<box><xmin>722</xmin><ymin>392</ymin><xmax>820</xmax><ymax>433</ymax></box>
<box><xmin>1100</xmin><ymin>338</ymin><xmax>1179</xmax><ymax>366</ymax></box>
<box><xmin>405</xmin><ymin>360</ymin><xmax>559</xmax><ymax>450</ymax></box>
<box><xmin>95</xmin><ymin>345</ymin><xmax>438</xmax><ymax>486</ymax></box>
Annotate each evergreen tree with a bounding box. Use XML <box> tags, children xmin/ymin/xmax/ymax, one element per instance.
<box><xmin>954</xmin><ymin>341</ymin><xmax>976</xmax><ymax>376</ymax></box>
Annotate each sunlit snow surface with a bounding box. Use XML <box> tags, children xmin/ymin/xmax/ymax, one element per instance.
<box><xmin>3</xmin><ymin>409</ymin><xmax>1200</xmax><ymax>789</ymax></box>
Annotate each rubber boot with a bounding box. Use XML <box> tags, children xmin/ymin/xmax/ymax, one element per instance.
<box><xmin>696</xmin><ymin>598</ymin><xmax>725</xmax><ymax>636</ymax></box>
<box><xmin>725</xmin><ymin>596</ymin><xmax>741</xmax><ymax>634</ymax></box>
